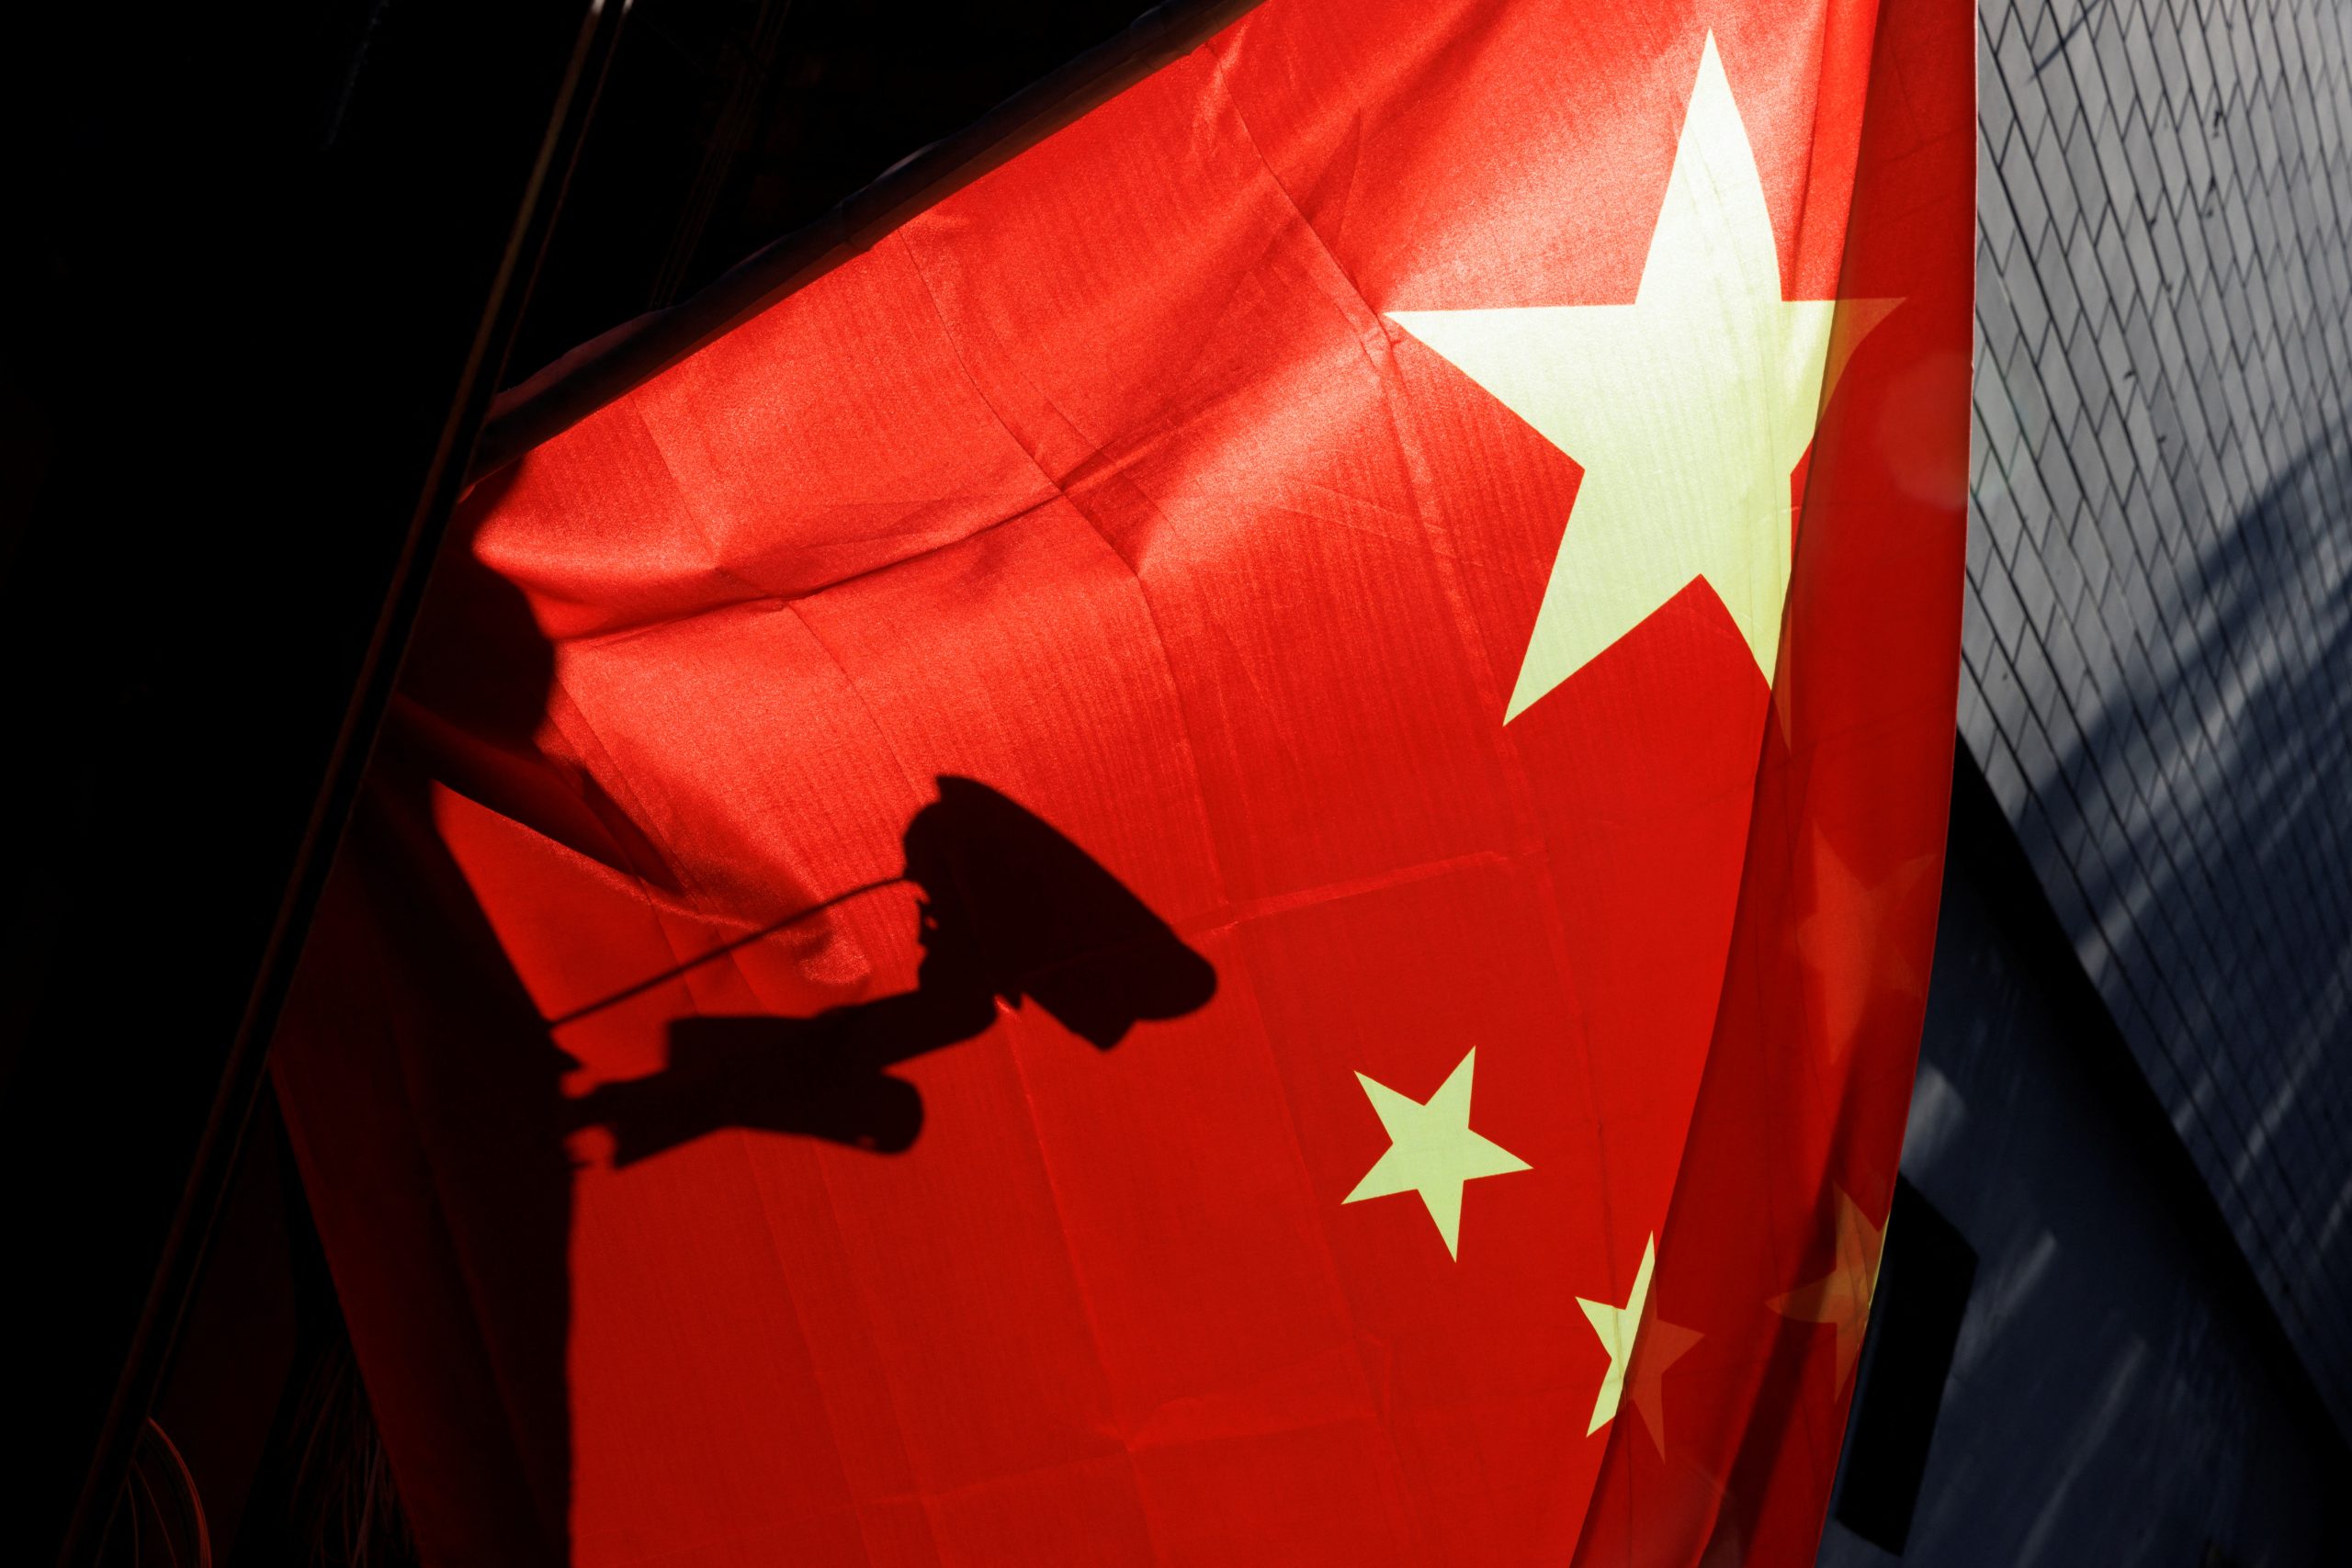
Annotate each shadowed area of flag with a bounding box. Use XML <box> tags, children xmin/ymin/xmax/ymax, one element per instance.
<box><xmin>574</xmin><ymin>775</ymin><xmax>1219</xmax><ymax>1160</ymax></box>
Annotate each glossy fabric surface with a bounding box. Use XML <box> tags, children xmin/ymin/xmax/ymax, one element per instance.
<box><xmin>274</xmin><ymin>1</ymin><xmax>1972</xmax><ymax>1562</ymax></box>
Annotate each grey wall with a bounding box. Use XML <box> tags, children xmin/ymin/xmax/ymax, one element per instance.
<box><xmin>1817</xmin><ymin>831</ymin><xmax>2345</xmax><ymax>1568</ymax></box>
<box><xmin>1966</xmin><ymin>0</ymin><xmax>2352</xmax><ymax>1422</ymax></box>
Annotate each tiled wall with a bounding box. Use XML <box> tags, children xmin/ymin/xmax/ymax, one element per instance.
<box><xmin>1964</xmin><ymin>0</ymin><xmax>2352</xmax><ymax>1424</ymax></box>
<box><xmin>1820</xmin><ymin>847</ymin><xmax>2342</xmax><ymax>1566</ymax></box>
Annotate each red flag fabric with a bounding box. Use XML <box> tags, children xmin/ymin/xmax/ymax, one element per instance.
<box><xmin>274</xmin><ymin>0</ymin><xmax>1970</xmax><ymax>1562</ymax></box>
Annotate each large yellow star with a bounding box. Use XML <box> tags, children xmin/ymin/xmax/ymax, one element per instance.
<box><xmin>1390</xmin><ymin>34</ymin><xmax>1895</xmax><ymax>721</ymax></box>
<box><xmin>1344</xmin><ymin>1048</ymin><xmax>1531</xmax><ymax>1259</ymax></box>
<box><xmin>1770</xmin><ymin>1188</ymin><xmax>1886</xmax><ymax>1387</ymax></box>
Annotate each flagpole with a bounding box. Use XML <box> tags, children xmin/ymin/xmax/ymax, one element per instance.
<box><xmin>56</xmin><ymin>7</ymin><xmax>632</xmax><ymax>1562</ymax></box>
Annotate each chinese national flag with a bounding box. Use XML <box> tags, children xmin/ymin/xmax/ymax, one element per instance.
<box><xmin>274</xmin><ymin>0</ymin><xmax>1971</xmax><ymax>1562</ymax></box>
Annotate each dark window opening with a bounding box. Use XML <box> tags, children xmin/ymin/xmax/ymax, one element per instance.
<box><xmin>1832</xmin><ymin>1176</ymin><xmax>1979</xmax><ymax>1554</ymax></box>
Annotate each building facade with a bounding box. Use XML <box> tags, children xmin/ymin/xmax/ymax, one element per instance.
<box><xmin>1825</xmin><ymin>0</ymin><xmax>2352</xmax><ymax>1556</ymax></box>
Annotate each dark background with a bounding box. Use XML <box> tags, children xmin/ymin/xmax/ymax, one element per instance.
<box><xmin>513</xmin><ymin>0</ymin><xmax>1155</xmax><ymax>383</ymax></box>
<box><xmin>0</xmin><ymin>3</ymin><xmax>1153</xmax><ymax>1562</ymax></box>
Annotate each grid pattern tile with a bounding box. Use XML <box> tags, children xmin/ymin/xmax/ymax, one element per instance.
<box><xmin>1965</xmin><ymin>0</ymin><xmax>2352</xmax><ymax>1425</ymax></box>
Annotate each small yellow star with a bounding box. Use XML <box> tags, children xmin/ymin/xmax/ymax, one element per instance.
<box><xmin>1794</xmin><ymin>829</ymin><xmax>1941</xmax><ymax>1061</ymax></box>
<box><xmin>1770</xmin><ymin>1189</ymin><xmax>1885</xmax><ymax>1386</ymax></box>
<box><xmin>1626</xmin><ymin>1313</ymin><xmax>1704</xmax><ymax>1455</ymax></box>
<box><xmin>1577</xmin><ymin>1234</ymin><xmax>1702</xmax><ymax>1450</ymax></box>
<box><xmin>1344</xmin><ymin>1048</ymin><xmax>1530</xmax><ymax>1259</ymax></box>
